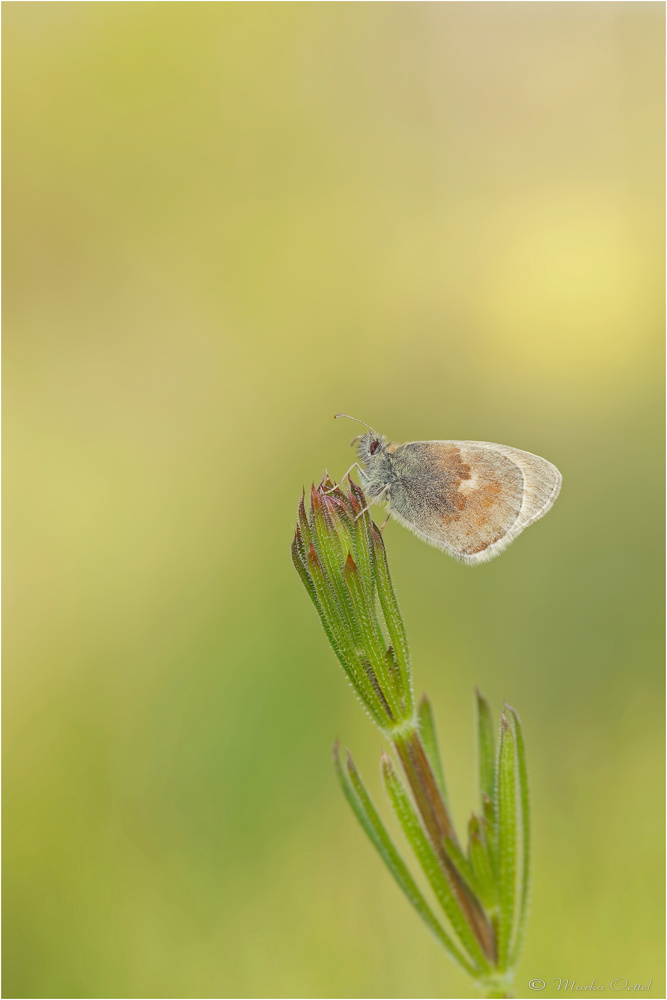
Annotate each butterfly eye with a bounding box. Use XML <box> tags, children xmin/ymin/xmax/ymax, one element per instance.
<box><xmin>370</xmin><ymin>440</ymin><xmax>380</xmax><ymax>455</ymax></box>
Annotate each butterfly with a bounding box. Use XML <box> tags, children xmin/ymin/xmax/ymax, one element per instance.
<box><xmin>335</xmin><ymin>414</ymin><xmax>562</xmax><ymax>565</ymax></box>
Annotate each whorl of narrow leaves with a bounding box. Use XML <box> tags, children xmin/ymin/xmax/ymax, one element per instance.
<box><xmin>292</xmin><ymin>480</ymin><xmax>532</xmax><ymax>1000</ymax></box>
<box><xmin>292</xmin><ymin>477</ymin><xmax>414</xmax><ymax>731</ymax></box>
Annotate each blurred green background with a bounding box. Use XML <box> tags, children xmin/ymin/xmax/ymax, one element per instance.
<box><xmin>4</xmin><ymin>3</ymin><xmax>664</xmax><ymax>998</ymax></box>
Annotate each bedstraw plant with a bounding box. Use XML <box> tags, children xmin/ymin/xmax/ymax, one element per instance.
<box><xmin>291</xmin><ymin>476</ymin><xmax>531</xmax><ymax>999</ymax></box>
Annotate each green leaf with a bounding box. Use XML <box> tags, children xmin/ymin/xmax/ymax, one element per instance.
<box><xmin>481</xmin><ymin>793</ymin><xmax>498</xmax><ymax>879</ymax></box>
<box><xmin>418</xmin><ymin>695</ymin><xmax>448</xmax><ymax>804</ymax></box>
<box><xmin>342</xmin><ymin>553</ymin><xmax>401</xmax><ymax>724</ymax></box>
<box><xmin>309</xmin><ymin>487</ymin><xmax>366</xmax><ymax>656</ymax></box>
<box><xmin>442</xmin><ymin>835</ymin><xmax>486</xmax><ymax>904</ymax></box>
<box><xmin>344</xmin><ymin>490</ymin><xmax>375</xmax><ymax>602</ymax></box>
<box><xmin>369</xmin><ymin>521</ymin><xmax>413</xmax><ymax>717</ymax></box>
<box><xmin>306</xmin><ymin>544</ymin><xmax>387</xmax><ymax>727</ymax></box>
<box><xmin>291</xmin><ymin>531</ymin><xmax>317</xmax><ymax>603</ymax></box>
<box><xmin>467</xmin><ymin>815</ymin><xmax>499</xmax><ymax>912</ymax></box>
<box><xmin>475</xmin><ymin>689</ymin><xmax>495</xmax><ymax>805</ymax></box>
<box><xmin>383</xmin><ymin>645</ymin><xmax>403</xmax><ymax>700</ymax></box>
<box><xmin>495</xmin><ymin>714</ymin><xmax>517</xmax><ymax>971</ymax></box>
<box><xmin>297</xmin><ymin>491</ymin><xmax>314</xmax><ymax>549</ymax></box>
<box><xmin>381</xmin><ymin>751</ymin><xmax>491</xmax><ymax>974</ymax></box>
<box><xmin>292</xmin><ymin>535</ymin><xmax>341</xmax><ymax>658</ymax></box>
<box><xmin>333</xmin><ymin>746</ymin><xmax>477</xmax><ymax>977</ymax></box>
<box><xmin>507</xmin><ymin>705</ymin><xmax>530</xmax><ymax>968</ymax></box>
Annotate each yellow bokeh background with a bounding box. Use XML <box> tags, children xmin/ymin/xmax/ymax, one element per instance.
<box><xmin>4</xmin><ymin>4</ymin><xmax>664</xmax><ymax>998</ymax></box>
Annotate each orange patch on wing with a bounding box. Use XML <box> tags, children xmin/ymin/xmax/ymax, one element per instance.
<box><xmin>434</xmin><ymin>447</ymin><xmax>472</xmax><ymax>514</ymax></box>
<box><xmin>465</xmin><ymin>530</ymin><xmax>505</xmax><ymax>555</ymax></box>
<box><xmin>479</xmin><ymin>480</ymin><xmax>502</xmax><ymax>508</ymax></box>
<box><xmin>425</xmin><ymin>445</ymin><xmax>524</xmax><ymax>557</ymax></box>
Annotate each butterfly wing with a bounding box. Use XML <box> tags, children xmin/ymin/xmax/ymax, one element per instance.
<box><xmin>387</xmin><ymin>440</ymin><xmax>561</xmax><ymax>565</ymax></box>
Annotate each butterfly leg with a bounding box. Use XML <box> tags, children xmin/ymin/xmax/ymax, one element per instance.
<box><xmin>353</xmin><ymin>483</ymin><xmax>390</xmax><ymax>520</ymax></box>
<box><xmin>325</xmin><ymin>462</ymin><xmax>367</xmax><ymax>494</ymax></box>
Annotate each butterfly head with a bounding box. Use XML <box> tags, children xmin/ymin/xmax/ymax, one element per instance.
<box><xmin>356</xmin><ymin>431</ymin><xmax>390</xmax><ymax>469</ymax></box>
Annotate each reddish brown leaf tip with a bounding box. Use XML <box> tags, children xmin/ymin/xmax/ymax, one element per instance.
<box><xmin>307</xmin><ymin>542</ymin><xmax>320</xmax><ymax>567</ymax></box>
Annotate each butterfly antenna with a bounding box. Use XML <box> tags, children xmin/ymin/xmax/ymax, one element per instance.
<box><xmin>334</xmin><ymin>413</ymin><xmax>376</xmax><ymax>434</ymax></box>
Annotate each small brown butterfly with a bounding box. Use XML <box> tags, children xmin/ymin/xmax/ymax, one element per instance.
<box><xmin>335</xmin><ymin>414</ymin><xmax>562</xmax><ymax>565</ymax></box>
